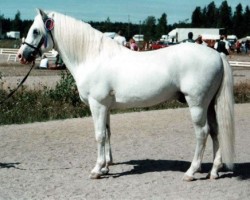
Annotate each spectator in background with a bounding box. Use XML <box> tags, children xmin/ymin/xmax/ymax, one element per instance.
<box><xmin>56</xmin><ymin>56</ymin><xmax>66</xmax><ymax>69</ymax></box>
<box><xmin>129</xmin><ymin>39</ymin><xmax>138</xmax><ymax>51</ymax></box>
<box><xmin>196</xmin><ymin>35</ymin><xmax>207</xmax><ymax>46</ymax></box>
<box><xmin>39</xmin><ymin>55</ymin><xmax>49</xmax><ymax>69</ymax></box>
<box><xmin>235</xmin><ymin>40</ymin><xmax>241</xmax><ymax>54</ymax></box>
<box><xmin>21</xmin><ymin>37</ymin><xmax>25</xmax><ymax>44</ymax></box>
<box><xmin>223</xmin><ymin>35</ymin><xmax>231</xmax><ymax>53</ymax></box>
<box><xmin>39</xmin><ymin>53</ymin><xmax>65</xmax><ymax>70</ymax></box>
<box><xmin>214</xmin><ymin>35</ymin><xmax>230</xmax><ymax>55</ymax></box>
<box><xmin>183</xmin><ymin>32</ymin><xmax>195</xmax><ymax>43</ymax></box>
<box><xmin>51</xmin><ymin>49</ymin><xmax>59</xmax><ymax>65</ymax></box>
<box><xmin>245</xmin><ymin>40</ymin><xmax>250</xmax><ymax>54</ymax></box>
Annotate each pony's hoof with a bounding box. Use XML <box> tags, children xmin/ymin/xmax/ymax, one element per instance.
<box><xmin>101</xmin><ymin>167</ymin><xmax>109</xmax><ymax>175</ymax></box>
<box><xmin>210</xmin><ymin>175</ymin><xmax>219</xmax><ymax>180</ymax></box>
<box><xmin>89</xmin><ymin>172</ymin><xmax>101</xmax><ymax>179</ymax></box>
<box><xmin>207</xmin><ymin>173</ymin><xmax>219</xmax><ymax>180</ymax></box>
<box><xmin>182</xmin><ymin>174</ymin><xmax>195</xmax><ymax>182</ymax></box>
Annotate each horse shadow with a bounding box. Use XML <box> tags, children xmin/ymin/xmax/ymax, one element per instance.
<box><xmin>1</xmin><ymin>160</ymin><xmax>249</xmax><ymax>180</ymax></box>
<box><xmin>0</xmin><ymin>162</ymin><xmax>22</xmax><ymax>169</ymax></box>
<box><xmin>110</xmin><ymin>159</ymin><xmax>250</xmax><ymax>180</ymax></box>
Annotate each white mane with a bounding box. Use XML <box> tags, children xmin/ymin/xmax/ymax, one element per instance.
<box><xmin>48</xmin><ymin>12</ymin><xmax>124</xmax><ymax>65</ymax></box>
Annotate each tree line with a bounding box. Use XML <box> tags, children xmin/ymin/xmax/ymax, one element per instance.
<box><xmin>0</xmin><ymin>1</ymin><xmax>250</xmax><ymax>41</ymax></box>
<box><xmin>191</xmin><ymin>1</ymin><xmax>250</xmax><ymax>38</ymax></box>
<box><xmin>0</xmin><ymin>11</ymin><xmax>167</xmax><ymax>41</ymax></box>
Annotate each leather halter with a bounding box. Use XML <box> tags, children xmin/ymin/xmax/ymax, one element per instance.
<box><xmin>22</xmin><ymin>36</ymin><xmax>45</xmax><ymax>57</ymax></box>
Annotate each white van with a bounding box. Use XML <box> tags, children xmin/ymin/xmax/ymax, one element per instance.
<box><xmin>133</xmin><ymin>34</ymin><xmax>144</xmax><ymax>42</ymax></box>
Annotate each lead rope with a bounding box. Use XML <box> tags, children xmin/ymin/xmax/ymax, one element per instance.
<box><xmin>0</xmin><ymin>61</ymin><xmax>35</xmax><ymax>105</ymax></box>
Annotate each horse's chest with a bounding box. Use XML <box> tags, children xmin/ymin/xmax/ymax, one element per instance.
<box><xmin>76</xmin><ymin>75</ymin><xmax>110</xmax><ymax>106</ymax></box>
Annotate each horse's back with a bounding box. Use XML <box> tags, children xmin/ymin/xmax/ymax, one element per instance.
<box><xmin>166</xmin><ymin>43</ymin><xmax>222</xmax><ymax>69</ymax></box>
<box><xmin>131</xmin><ymin>43</ymin><xmax>223</xmax><ymax>88</ymax></box>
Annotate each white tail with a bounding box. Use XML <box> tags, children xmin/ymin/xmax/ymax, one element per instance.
<box><xmin>215</xmin><ymin>53</ymin><xmax>235</xmax><ymax>169</ymax></box>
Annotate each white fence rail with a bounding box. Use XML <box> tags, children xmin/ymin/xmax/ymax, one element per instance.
<box><xmin>229</xmin><ymin>61</ymin><xmax>250</xmax><ymax>68</ymax></box>
<box><xmin>0</xmin><ymin>48</ymin><xmax>19</xmax><ymax>62</ymax></box>
<box><xmin>1</xmin><ymin>48</ymin><xmax>250</xmax><ymax>68</ymax></box>
<box><xmin>0</xmin><ymin>48</ymin><xmax>56</xmax><ymax>62</ymax></box>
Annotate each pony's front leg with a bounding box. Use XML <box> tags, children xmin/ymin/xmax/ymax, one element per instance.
<box><xmin>101</xmin><ymin>112</ymin><xmax>113</xmax><ymax>174</ymax></box>
<box><xmin>89</xmin><ymin>98</ymin><xmax>109</xmax><ymax>179</ymax></box>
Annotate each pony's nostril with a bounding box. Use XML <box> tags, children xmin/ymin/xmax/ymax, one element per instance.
<box><xmin>17</xmin><ymin>53</ymin><xmax>22</xmax><ymax>59</ymax></box>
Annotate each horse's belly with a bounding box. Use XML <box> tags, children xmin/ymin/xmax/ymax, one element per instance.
<box><xmin>107</xmin><ymin>66</ymin><xmax>178</xmax><ymax>109</ymax></box>
<box><xmin>112</xmin><ymin>84</ymin><xmax>177</xmax><ymax>109</ymax></box>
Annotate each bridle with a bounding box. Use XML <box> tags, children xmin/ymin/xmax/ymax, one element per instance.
<box><xmin>22</xmin><ymin>36</ymin><xmax>45</xmax><ymax>57</ymax></box>
<box><xmin>22</xmin><ymin>17</ymin><xmax>55</xmax><ymax>58</ymax></box>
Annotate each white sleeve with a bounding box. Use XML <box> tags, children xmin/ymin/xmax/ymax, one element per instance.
<box><xmin>214</xmin><ymin>42</ymin><xmax>218</xmax><ymax>49</ymax></box>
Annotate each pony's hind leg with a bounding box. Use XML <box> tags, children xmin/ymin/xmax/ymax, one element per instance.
<box><xmin>183</xmin><ymin>105</ymin><xmax>209</xmax><ymax>181</ymax></box>
<box><xmin>207</xmin><ymin>102</ymin><xmax>223</xmax><ymax>179</ymax></box>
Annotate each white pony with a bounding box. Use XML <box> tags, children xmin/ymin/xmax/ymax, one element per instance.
<box><xmin>17</xmin><ymin>9</ymin><xmax>235</xmax><ymax>181</ymax></box>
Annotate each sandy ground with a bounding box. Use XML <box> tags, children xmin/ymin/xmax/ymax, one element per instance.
<box><xmin>0</xmin><ymin>104</ymin><xmax>249</xmax><ymax>200</ymax></box>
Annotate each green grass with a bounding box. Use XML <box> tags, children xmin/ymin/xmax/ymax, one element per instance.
<box><xmin>0</xmin><ymin>71</ymin><xmax>249</xmax><ymax>125</ymax></box>
<box><xmin>0</xmin><ymin>39</ymin><xmax>21</xmax><ymax>48</ymax></box>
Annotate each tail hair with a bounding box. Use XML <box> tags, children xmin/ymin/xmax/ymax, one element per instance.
<box><xmin>215</xmin><ymin>53</ymin><xmax>235</xmax><ymax>170</ymax></box>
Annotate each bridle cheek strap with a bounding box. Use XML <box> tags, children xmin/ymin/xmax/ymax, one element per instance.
<box><xmin>22</xmin><ymin>36</ymin><xmax>45</xmax><ymax>57</ymax></box>
<box><xmin>44</xmin><ymin>18</ymin><xmax>55</xmax><ymax>49</ymax></box>
<box><xmin>43</xmin><ymin>31</ymin><xmax>55</xmax><ymax>49</ymax></box>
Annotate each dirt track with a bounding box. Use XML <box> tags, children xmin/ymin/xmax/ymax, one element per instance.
<box><xmin>0</xmin><ymin>104</ymin><xmax>249</xmax><ymax>200</ymax></box>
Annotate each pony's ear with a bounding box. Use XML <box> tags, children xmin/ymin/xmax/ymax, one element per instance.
<box><xmin>37</xmin><ymin>8</ymin><xmax>47</xmax><ymax>20</ymax></box>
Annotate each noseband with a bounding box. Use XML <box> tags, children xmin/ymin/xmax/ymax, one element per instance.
<box><xmin>22</xmin><ymin>17</ymin><xmax>55</xmax><ymax>57</ymax></box>
<box><xmin>22</xmin><ymin>37</ymin><xmax>45</xmax><ymax>57</ymax></box>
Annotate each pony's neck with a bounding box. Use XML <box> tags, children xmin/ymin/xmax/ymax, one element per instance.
<box><xmin>52</xmin><ymin>13</ymin><xmax>124</xmax><ymax>72</ymax></box>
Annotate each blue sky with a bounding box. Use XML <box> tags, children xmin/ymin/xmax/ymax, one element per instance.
<box><xmin>0</xmin><ymin>0</ymin><xmax>249</xmax><ymax>24</ymax></box>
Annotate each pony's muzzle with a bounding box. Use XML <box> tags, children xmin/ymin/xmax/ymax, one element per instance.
<box><xmin>17</xmin><ymin>49</ymin><xmax>37</xmax><ymax>64</ymax></box>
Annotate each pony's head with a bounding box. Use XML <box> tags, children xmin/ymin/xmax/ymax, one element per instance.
<box><xmin>18</xmin><ymin>9</ymin><xmax>55</xmax><ymax>64</ymax></box>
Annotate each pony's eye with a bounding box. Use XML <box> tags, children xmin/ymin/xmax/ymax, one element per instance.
<box><xmin>33</xmin><ymin>29</ymin><xmax>39</xmax><ymax>36</ymax></box>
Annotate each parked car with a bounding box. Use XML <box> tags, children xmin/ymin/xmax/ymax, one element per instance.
<box><xmin>151</xmin><ymin>41</ymin><xmax>168</xmax><ymax>50</ymax></box>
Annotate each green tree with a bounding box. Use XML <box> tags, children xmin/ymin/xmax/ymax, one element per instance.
<box><xmin>191</xmin><ymin>7</ymin><xmax>203</xmax><ymax>27</ymax></box>
<box><xmin>243</xmin><ymin>6</ymin><xmax>250</xmax><ymax>36</ymax></box>
<box><xmin>205</xmin><ymin>1</ymin><xmax>218</xmax><ymax>27</ymax></box>
<box><xmin>102</xmin><ymin>17</ymin><xmax>112</xmax><ymax>32</ymax></box>
<box><xmin>218</xmin><ymin>1</ymin><xmax>232</xmax><ymax>33</ymax></box>
<box><xmin>156</xmin><ymin>13</ymin><xmax>167</xmax><ymax>39</ymax></box>
<box><xmin>232</xmin><ymin>4</ymin><xmax>244</xmax><ymax>37</ymax></box>
<box><xmin>0</xmin><ymin>14</ymin><xmax>3</xmax><ymax>37</ymax></box>
<box><xmin>12</xmin><ymin>10</ymin><xmax>22</xmax><ymax>31</ymax></box>
<box><xmin>142</xmin><ymin>16</ymin><xmax>156</xmax><ymax>41</ymax></box>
